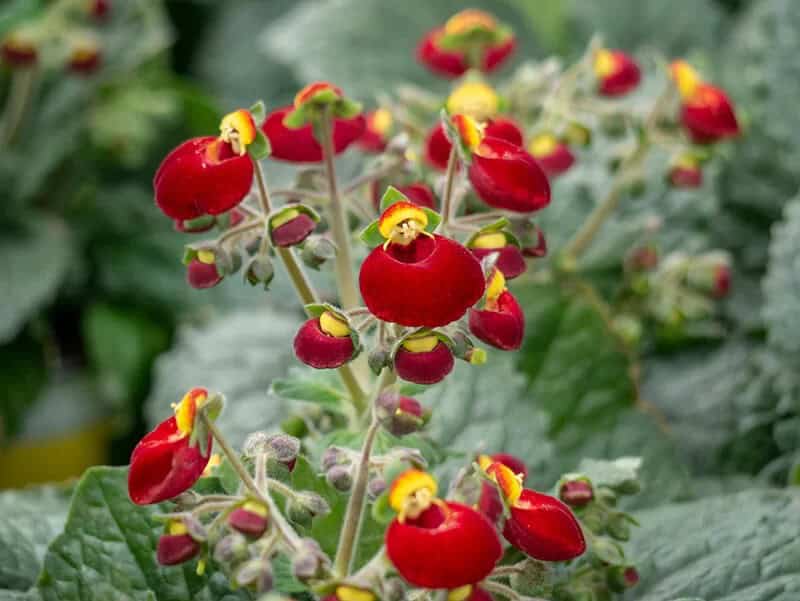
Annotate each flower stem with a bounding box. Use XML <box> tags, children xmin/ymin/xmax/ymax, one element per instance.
<box><xmin>343</xmin><ymin>156</ymin><xmax>405</xmax><ymax>196</ymax></box>
<box><xmin>200</xmin><ymin>412</ymin><xmax>302</xmax><ymax>551</ymax></box>
<box><xmin>560</xmin><ymin>137</ymin><xmax>651</xmax><ymax>264</ymax></box>
<box><xmin>252</xmin><ymin>159</ymin><xmax>367</xmax><ymax>409</ymax></box>
<box><xmin>320</xmin><ymin>110</ymin><xmax>361</xmax><ymax>310</ymax></box>
<box><xmin>333</xmin><ymin>368</ymin><xmax>396</xmax><ymax>577</ymax></box>
<box><xmin>440</xmin><ymin>147</ymin><xmax>459</xmax><ymax>230</ymax></box>
<box><xmin>1</xmin><ymin>67</ymin><xmax>36</xmax><ymax>146</ymax></box>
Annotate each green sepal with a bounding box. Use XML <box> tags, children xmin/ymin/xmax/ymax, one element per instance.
<box><xmin>203</xmin><ymin>392</ymin><xmax>225</xmax><ymax>422</ymax></box>
<box><xmin>334</xmin><ymin>98</ymin><xmax>363</xmax><ymax>119</ymax></box>
<box><xmin>436</xmin><ymin>24</ymin><xmax>510</xmax><ymax>52</ymax></box>
<box><xmin>181</xmin><ymin>240</ymin><xmax>217</xmax><ymax>265</ymax></box>
<box><xmin>371</xmin><ymin>490</ymin><xmax>395</xmax><ymax>525</ymax></box>
<box><xmin>379</xmin><ymin>185</ymin><xmax>408</xmax><ymax>212</ymax></box>
<box><xmin>181</xmin><ymin>214</ymin><xmax>215</xmax><ymax>232</ymax></box>
<box><xmin>464</xmin><ymin>218</ymin><xmax>520</xmax><ymax>248</ymax></box>
<box><xmin>248</xmin><ymin>129</ymin><xmax>272</xmax><ymax>160</ymax></box>
<box><xmin>248</xmin><ymin>100</ymin><xmax>266</xmax><ymax>125</ymax></box>
<box><xmin>359</xmin><ymin>220</ymin><xmax>385</xmax><ymax>248</ymax></box>
<box><xmin>421</xmin><ymin>207</ymin><xmax>442</xmax><ymax>234</ymax></box>
<box><xmin>282</xmin><ymin>105</ymin><xmax>308</xmax><ymax>129</ymax></box>
<box><xmin>304</xmin><ymin>88</ymin><xmax>340</xmax><ymax>106</ymax></box>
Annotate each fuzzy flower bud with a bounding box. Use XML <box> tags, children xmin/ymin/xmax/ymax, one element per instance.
<box><xmin>326</xmin><ymin>465</ymin><xmax>354</xmax><ymax>492</ymax></box>
<box><xmin>559</xmin><ymin>479</ymin><xmax>594</xmax><ymax>507</ymax></box>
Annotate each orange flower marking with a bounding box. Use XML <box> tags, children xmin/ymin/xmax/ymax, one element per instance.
<box><xmin>528</xmin><ymin>133</ymin><xmax>558</xmax><ymax>159</ymax></box>
<box><xmin>669</xmin><ymin>60</ymin><xmax>701</xmax><ymax>100</ymax></box>
<box><xmin>378</xmin><ymin>201</ymin><xmax>430</xmax><ymax>246</ymax></box>
<box><xmin>389</xmin><ymin>469</ymin><xmax>439</xmax><ymax>521</ymax></box>
<box><xmin>484</xmin><ymin>268</ymin><xmax>507</xmax><ymax>306</ymax></box>
<box><xmin>173</xmin><ymin>387</ymin><xmax>208</xmax><ymax>437</ymax></box>
<box><xmin>486</xmin><ymin>461</ymin><xmax>523</xmax><ymax>506</ymax></box>
<box><xmin>444</xmin><ymin>9</ymin><xmax>497</xmax><ymax>35</ymax></box>
<box><xmin>451</xmin><ymin>114</ymin><xmax>484</xmax><ymax>151</ymax></box>
<box><xmin>294</xmin><ymin>81</ymin><xmax>342</xmax><ymax>107</ymax></box>
<box><xmin>219</xmin><ymin>109</ymin><xmax>257</xmax><ymax>155</ymax></box>
<box><xmin>335</xmin><ymin>586</ymin><xmax>376</xmax><ymax>601</ymax></box>
<box><xmin>369</xmin><ymin>108</ymin><xmax>393</xmax><ymax>136</ymax></box>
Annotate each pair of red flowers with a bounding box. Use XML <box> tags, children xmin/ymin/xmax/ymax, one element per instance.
<box><xmin>384</xmin><ymin>460</ymin><xmax>585</xmax><ymax>590</ymax></box>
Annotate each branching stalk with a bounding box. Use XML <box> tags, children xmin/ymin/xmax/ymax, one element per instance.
<box><xmin>1</xmin><ymin>67</ymin><xmax>36</xmax><ymax>146</ymax></box>
<box><xmin>440</xmin><ymin>147</ymin><xmax>459</xmax><ymax>231</ymax></box>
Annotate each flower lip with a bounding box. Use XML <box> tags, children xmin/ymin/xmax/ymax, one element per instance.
<box><xmin>451</xmin><ymin>114</ymin><xmax>484</xmax><ymax>151</ymax></box>
<box><xmin>486</xmin><ymin>460</ymin><xmax>523</xmax><ymax>505</ymax></box>
<box><xmin>378</xmin><ymin>201</ymin><xmax>430</xmax><ymax>245</ymax></box>
<box><xmin>294</xmin><ymin>81</ymin><xmax>343</xmax><ymax>107</ymax></box>
<box><xmin>444</xmin><ymin>9</ymin><xmax>497</xmax><ymax>36</ymax></box>
<box><xmin>670</xmin><ymin>59</ymin><xmax>701</xmax><ymax>99</ymax></box>
<box><xmin>447</xmin><ymin>82</ymin><xmax>499</xmax><ymax>122</ymax></box>
<box><xmin>594</xmin><ymin>49</ymin><xmax>641</xmax><ymax>96</ymax></box>
<box><xmin>173</xmin><ymin>387</ymin><xmax>208</xmax><ymax>436</ymax></box>
<box><xmin>389</xmin><ymin>469</ymin><xmax>439</xmax><ymax>520</ymax></box>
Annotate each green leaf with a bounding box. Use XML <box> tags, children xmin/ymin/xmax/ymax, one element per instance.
<box><xmin>290</xmin><ymin>457</ymin><xmax>384</xmax><ymax>571</ymax></box>
<box><xmin>282</xmin><ymin>106</ymin><xmax>308</xmax><ymax>129</ymax></box>
<box><xmin>628</xmin><ymin>488</ymin><xmax>800</xmax><ymax>601</ymax></box>
<box><xmin>82</xmin><ymin>304</ymin><xmax>170</xmax><ymax>413</ymax></box>
<box><xmin>0</xmin><ymin>216</ymin><xmax>73</xmax><ymax>344</ymax></box>
<box><xmin>0</xmin><ymin>484</ymin><xmax>72</xmax><ymax>592</ymax></box>
<box><xmin>145</xmin><ymin>306</ymin><xmax>302</xmax><ymax>447</ymax></box>
<box><xmin>422</xmin><ymin>208</ymin><xmax>442</xmax><ymax>234</ymax></box>
<box><xmin>334</xmin><ymin>98</ymin><xmax>363</xmax><ymax>119</ymax></box>
<box><xmin>358</xmin><ymin>221</ymin><xmax>385</xmax><ymax>248</ymax></box>
<box><xmin>0</xmin><ymin>332</ymin><xmax>46</xmax><ymax>443</ymax></box>
<box><xmin>248</xmin><ymin>129</ymin><xmax>272</xmax><ymax>160</ymax></box>
<box><xmin>379</xmin><ymin>186</ymin><xmax>407</xmax><ymax>213</ymax></box>
<box><xmin>271</xmin><ymin>369</ymin><xmax>348</xmax><ymax>410</ymax></box>
<box><xmin>248</xmin><ymin>100</ymin><xmax>267</xmax><ymax>124</ymax></box>
<box><xmin>37</xmin><ymin>467</ymin><xmax>247</xmax><ymax>601</ymax></box>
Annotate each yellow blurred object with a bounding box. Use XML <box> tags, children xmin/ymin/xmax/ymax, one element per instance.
<box><xmin>0</xmin><ymin>420</ymin><xmax>111</xmax><ymax>489</ymax></box>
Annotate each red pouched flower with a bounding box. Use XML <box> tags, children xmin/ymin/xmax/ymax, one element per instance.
<box><xmin>68</xmin><ymin>43</ymin><xmax>102</xmax><ymax>75</ymax></box>
<box><xmin>270</xmin><ymin>207</ymin><xmax>318</xmax><ymax>247</ymax></box>
<box><xmin>386</xmin><ymin>470</ymin><xmax>502</xmax><ymax>589</ymax></box>
<box><xmin>262</xmin><ymin>82</ymin><xmax>366</xmax><ymax>162</ymax></box>
<box><xmin>668</xmin><ymin>154</ymin><xmax>703</xmax><ymax>188</ymax></box>
<box><xmin>417</xmin><ymin>9</ymin><xmax>515</xmax><ymax>78</ymax></box>
<box><xmin>469</xmin><ymin>134</ymin><xmax>551</xmax><ymax>213</ymax></box>
<box><xmin>128</xmin><ymin>388</ymin><xmax>213</xmax><ymax>505</ymax></box>
<box><xmin>424</xmin><ymin>118</ymin><xmax>523</xmax><ymax>171</ymax></box>
<box><xmin>154</xmin><ymin>108</ymin><xmax>257</xmax><ymax>220</ymax></box>
<box><xmin>360</xmin><ymin>200</ymin><xmax>485</xmax><ymax>327</ymax></box>
<box><xmin>228</xmin><ymin>500</ymin><xmax>269</xmax><ymax>538</ymax></box>
<box><xmin>477</xmin><ymin>453</ymin><xmax>528</xmax><ymax>523</ymax></box>
<box><xmin>1</xmin><ymin>33</ymin><xmax>38</xmax><ymax>67</ymax></box>
<box><xmin>528</xmin><ymin>133</ymin><xmax>575</xmax><ymax>177</ymax></box>
<box><xmin>487</xmin><ymin>461</ymin><xmax>586</xmax><ymax>561</ymax></box>
<box><xmin>467</xmin><ymin>230</ymin><xmax>526</xmax><ymax>279</ymax></box>
<box><xmin>468</xmin><ymin>269</ymin><xmax>525</xmax><ymax>351</ymax></box>
<box><xmin>294</xmin><ymin>310</ymin><xmax>358</xmax><ymax>369</ymax></box>
<box><xmin>593</xmin><ymin>49</ymin><xmax>641</xmax><ymax>97</ymax></box>
<box><xmin>394</xmin><ymin>331</ymin><xmax>454</xmax><ymax>385</ymax></box>
<box><xmin>357</xmin><ymin>108</ymin><xmax>393</xmax><ymax>153</ymax></box>
<box><xmin>186</xmin><ymin>249</ymin><xmax>223</xmax><ymax>289</ymax></box>
<box><xmin>670</xmin><ymin>61</ymin><xmax>739</xmax><ymax>144</ymax></box>
<box><xmin>157</xmin><ymin>520</ymin><xmax>201</xmax><ymax>566</ymax></box>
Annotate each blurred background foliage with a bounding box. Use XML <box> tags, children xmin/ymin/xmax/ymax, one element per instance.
<box><xmin>1</xmin><ymin>0</ymin><xmax>798</xmax><ymax>503</ymax></box>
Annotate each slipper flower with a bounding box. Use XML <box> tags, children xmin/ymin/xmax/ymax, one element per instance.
<box><xmin>357</xmin><ymin>108</ymin><xmax>394</xmax><ymax>153</ymax></box>
<box><xmin>528</xmin><ymin>133</ymin><xmax>575</xmax><ymax>177</ymax></box>
<box><xmin>393</xmin><ymin>331</ymin><xmax>454</xmax><ymax>385</ymax></box>
<box><xmin>157</xmin><ymin>519</ymin><xmax>202</xmax><ymax>566</ymax></box>
<box><xmin>386</xmin><ymin>469</ymin><xmax>502</xmax><ymax>589</ymax></box>
<box><xmin>486</xmin><ymin>461</ymin><xmax>586</xmax><ymax>561</ymax></box>
<box><xmin>228</xmin><ymin>500</ymin><xmax>269</xmax><ymax>538</ymax></box>
<box><xmin>593</xmin><ymin>49</ymin><xmax>641</xmax><ymax>97</ymax></box>
<box><xmin>154</xmin><ymin>109</ymin><xmax>256</xmax><ymax>220</ymax></box>
<box><xmin>424</xmin><ymin>117</ymin><xmax>522</xmax><ymax>171</ymax></box>
<box><xmin>67</xmin><ymin>42</ymin><xmax>102</xmax><ymax>75</ymax></box>
<box><xmin>128</xmin><ymin>388</ymin><xmax>213</xmax><ymax>505</ymax></box>
<box><xmin>467</xmin><ymin>230</ymin><xmax>526</xmax><ymax>279</ymax></box>
<box><xmin>294</xmin><ymin>310</ymin><xmax>358</xmax><ymax>369</ymax></box>
<box><xmin>416</xmin><ymin>9</ymin><xmax>515</xmax><ymax>78</ymax></box>
<box><xmin>262</xmin><ymin>82</ymin><xmax>365</xmax><ymax>162</ymax></box>
<box><xmin>459</xmin><ymin>114</ymin><xmax>550</xmax><ymax>213</ymax></box>
<box><xmin>186</xmin><ymin>249</ymin><xmax>223</xmax><ymax>289</ymax></box>
<box><xmin>477</xmin><ymin>453</ymin><xmax>528</xmax><ymax>523</ymax></box>
<box><xmin>359</xmin><ymin>199</ymin><xmax>484</xmax><ymax>327</ymax></box>
<box><xmin>670</xmin><ymin>60</ymin><xmax>739</xmax><ymax>144</ymax></box>
<box><xmin>668</xmin><ymin>154</ymin><xmax>703</xmax><ymax>188</ymax></box>
<box><xmin>469</xmin><ymin>269</ymin><xmax>525</xmax><ymax>351</ymax></box>
<box><xmin>1</xmin><ymin>33</ymin><xmax>37</xmax><ymax>67</ymax></box>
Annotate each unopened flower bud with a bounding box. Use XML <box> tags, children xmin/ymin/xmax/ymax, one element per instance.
<box><xmin>326</xmin><ymin>465</ymin><xmax>353</xmax><ymax>492</ymax></box>
<box><xmin>382</xmin><ymin>577</ymin><xmax>406</xmax><ymax>601</ymax></box>
<box><xmin>291</xmin><ymin>538</ymin><xmax>330</xmax><ymax>581</ymax></box>
<box><xmin>235</xmin><ymin>558</ymin><xmax>273</xmax><ymax>592</ymax></box>
<box><xmin>281</xmin><ymin>415</ymin><xmax>309</xmax><ymax>438</ymax></box>
<box><xmin>68</xmin><ymin>41</ymin><xmax>102</xmax><ymax>75</ymax></box>
<box><xmin>213</xmin><ymin>532</ymin><xmax>249</xmax><ymax>564</ymax></box>
<box><xmin>559</xmin><ymin>479</ymin><xmax>594</xmax><ymax>507</ymax></box>
<box><xmin>295</xmin><ymin>491</ymin><xmax>330</xmax><ymax>517</ymax></box>
<box><xmin>156</xmin><ymin>520</ymin><xmax>201</xmax><ymax>566</ymax></box>
<box><xmin>509</xmin><ymin>559</ymin><xmax>548</xmax><ymax>596</ymax></box>
<box><xmin>367</xmin><ymin>477</ymin><xmax>387</xmax><ymax>500</ymax></box>
<box><xmin>626</xmin><ymin>245</ymin><xmax>659</xmax><ymax>271</ymax></box>
<box><xmin>321</xmin><ymin>446</ymin><xmax>349</xmax><ymax>471</ymax></box>
<box><xmin>607</xmin><ymin>565</ymin><xmax>639</xmax><ymax>592</ymax></box>
<box><xmin>300</xmin><ymin>236</ymin><xmax>337</xmax><ymax>270</ymax></box>
<box><xmin>376</xmin><ymin>392</ymin><xmax>428</xmax><ymax>436</ymax></box>
<box><xmin>368</xmin><ymin>346</ymin><xmax>391</xmax><ymax>375</ymax></box>
<box><xmin>244</xmin><ymin>254</ymin><xmax>275</xmax><ymax>288</ymax></box>
<box><xmin>187</xmin><ymin>253</ymin><xmax>223</xmax><ymax>289</ymax></box>
<box><xmin>611</xmin><ymin>314</ymin><xmax>642</xmax><ymax>348</ymax></box>
<box><xmin>1</xmin><ymin>32</ymin><xmax>38</xmax><ymax>68</ymax></box>
<box><xmin>607</xmin><ymin>512</ymin><xmax>631</xmax><ymax>541</ymax></box>
<box><xmin>229</xmin><ymin>500</ymin><xmax>269</xmax><ymax>537</ymax></box>
<box><xmin>270</xmin><ymin>208</ymin><xmax>318</xmax><ymax>247</ymax></box>
<box><xmin>267</xmin><ymin>433</ymin><xmax>301</xmax><ymax>465</ymax></box>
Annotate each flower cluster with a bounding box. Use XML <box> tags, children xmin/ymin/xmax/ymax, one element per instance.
<box><xmin>1</xmin><ymin>0</ymin><xmax>110</xmax><ymax>75</ymax></box>
<box><xmin>128</xmin><ymin>7</ymin><xmax>741</xmax><ymax>600</ymax></box>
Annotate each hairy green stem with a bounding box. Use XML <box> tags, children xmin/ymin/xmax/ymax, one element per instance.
<box><xmin>202</xmin><ymin>412</ymin><xmax>302</xmax><ymax>551</ymax></box>
<box><xmin>333</xmin><ymin>368</ymin><xmax>396</xmax><ymax>577</ymax></box>
<box><xmin>320</xmin><ymin>110</ymin><xmax>360</xmax><ymax>310</ymax></box>
<box><xmin>253</xmin><ymin>159</ymin><xmax>367</xmax><ymax>408</ymax></box>
<box><xmin>440</xmin><ymin>147</ymin><xmax>459</xmax><ymax>231</ymax></box>
<box><xmin>1</xmin><ymin>67</ymin><xmax>36</xmax><ymax>146</ymax></box>
<box><xmin>343</xmin><ymin>156</ymin><xmax>406</xmax><ymax>196</ymax></box>
<box><xmin>560</xmin><ymin>137</ymin><xmax>651</xmax><ymax>263</ymax></box>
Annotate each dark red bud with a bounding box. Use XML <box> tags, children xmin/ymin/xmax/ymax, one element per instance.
<box><xmin>713</xmin><ymin>264</ymin><xmax>731</xmax><ymax>298</ymax></box>
<box><xmin>68</xmin><ymin>46</ymin><xmax>102</xmax><ymax>75</ymax></box>
<box><xmin>669</xmin><ymin>164</ymin><xmax>703</xmax><ymax>188</ymax></box>
<box><xmin>89</xmin><ymin>0</ymin><xmax>111</xmax><ymax>19</ymax></box>
<box><xmin>468</xmin><ymin>290</ymin><xmax>525</xmax><ymax>351</ymax></box>
<box><xmin>293</xmin><ymin>317</ymin><xmax>356</xmax><ymax>369</ymax></box>
<box><xmin>228</xmin><ymin>503</ymin><xmax>269</xmax><ymax>537</ymax></box>
<box><xmin>187</xmin><ymin>258</ymin><xmax>223</xmax><ymax>289</ymax></box>
<box><xmin>156</xmin><ymin>533</ymin><xmax>200</xmax><ymax>565</ymax></box>
<box><xmin>377</xmin><ymin>393</ymin><xmax>427</xmax><ymax>436</ymax></box>
<box><xmin>272</xmin><ymin>213</ymin><xmax>317</xmax><ymax>247</ymax></box>
<box><xmin>1</xmin><ymin>35</ymin><xmax>38</xmax><ymax>67</ymax></box>
<box><xmin>559</xmin><ymin>480</ymin><xmax>594</xmax><ymax>507</ymax></box>
<box><xmin>394</xmin><ymin>343</ymin><xmax>454</xmax><ymax>385</ymax></box>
